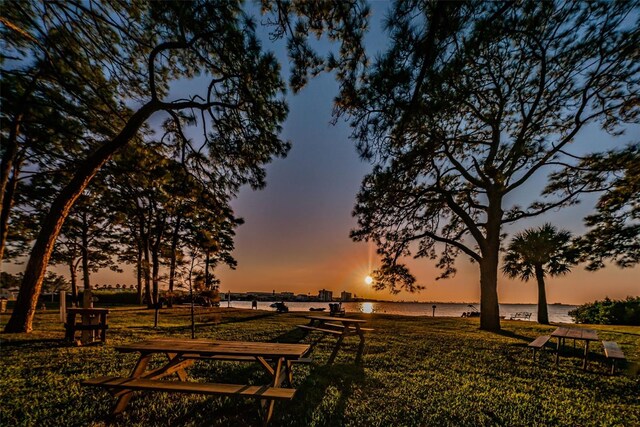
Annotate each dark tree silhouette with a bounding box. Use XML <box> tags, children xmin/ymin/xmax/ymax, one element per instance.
<box><xmin>340</xmin><ymin>1</ymin><xmax>638</xmax><ymax>330</ymax></box>
<box><xmin>3</xmin><ymin>1</ymin><xmax>290</xmax><ymax>332</ymax></box>
<box><xmin>502</xmin><ymin>224</ymin><xmax>577</xmax><ymax>325</ymax></box>
<box><xmin>547</xmin><ymin>144</ymin><xmax>640</xmax><ymax>271</ymax></box>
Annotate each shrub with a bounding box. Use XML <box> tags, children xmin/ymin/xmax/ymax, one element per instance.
<box><xmin>569</xmin><ymin>296</ymin><xmax>640</xmax><ymax>325</ymax></box>
<box><xmin>80</xmin><ymin>290</ymin><xmax>140</xmax><ymax>305</ymax></box>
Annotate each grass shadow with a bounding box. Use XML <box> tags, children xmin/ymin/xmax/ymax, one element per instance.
<box><xmin>492</xmin><ymin>328</ymin><xmax>537</xmax><ymax>342</ymax></box>
<box><xmin>0</xmin><ymin>338</ymin><xmax>68</xmax><ymax>350</ymax></box>
<box><xmin>278</xmin><ymin>362</ymin><xmax>369</xmax><ymax>426</ymax></box>
<box><xmin>269</xmin><ymin>328</ymin><xmax>308</xmax><ymax>344</ymax></box>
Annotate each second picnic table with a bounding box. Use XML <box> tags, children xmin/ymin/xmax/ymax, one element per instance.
<box><xmin>82</xmin><ymin>338</ymin><xmax>310</xmax><ymax>425</ymax></box>
<box><xmin>551</xmin><ymin>326</ymin><xmax>599</xmax><ymax>370</ymax></box>
<box><xmin>64</xmin><ymin>307</ymin><xmax>109</xmax><ymax>344</ymax></box>
<box><xmin>297</xmin><ymin>315</ymin><xmax>372</xmax><ymax>364</ymax></box>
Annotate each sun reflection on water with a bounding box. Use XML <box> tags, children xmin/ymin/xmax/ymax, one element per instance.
<box><xmin>360</xmin><ymin>302</ymin><xmax>374</xmax><ymax>314</ymax></box>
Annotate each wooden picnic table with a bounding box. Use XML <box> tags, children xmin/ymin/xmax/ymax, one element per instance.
<box><xmin>64</xmin><ymin>307</ymin><xmax>109</xmax><ymax>344</ymax></box>
<box><xmin>82</xmin><ymin>338</ymin><xmax>310</xmax><ymax>425</ymax></box>
<box><xmin>297</xmin><ymin>315</ymin><xmax>372</xmax><ymax>364</ymax></box>
<box><xmin>551</xmin><ymin>327</ymin><xmax>599</xmax><ymax>370</ymax></box>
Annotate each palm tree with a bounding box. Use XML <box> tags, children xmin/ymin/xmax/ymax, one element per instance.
<box><xmin>502</xmin><ymin>224</ymin><xmax>577</xmax><ymax>324</ymax></box>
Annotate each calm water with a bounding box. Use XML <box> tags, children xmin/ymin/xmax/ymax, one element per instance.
<box><xmin>225</xmin><ymin>301</ymin><xmax>577</xmax><ymax>323</ymax></box>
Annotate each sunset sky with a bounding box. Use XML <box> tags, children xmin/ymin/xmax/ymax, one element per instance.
<box><xmin>194</xmin><ymin>7</ymin><xmax>640</xmax><ymax>305</ymax></box>
<box><xmin>208</xmin><ymin>71</ymin><xmax>639</xmax><ymax>305</ymax></box>
<box><xmin>6</xmin><ymin>3</ymin><xmax>639</xmax><ymax>305</ymax></box>
<box><xmin>95</xmin><ymin>61</ymin><xmax>638</xmax><ymax>305</ymax></box>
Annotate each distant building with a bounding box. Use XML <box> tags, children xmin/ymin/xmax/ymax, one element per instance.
<box><xmin>247</xmin><ymin>292</ymin><xmax>279</xmax><ymax>301</ymax></box>
<box><xmin>279</xmin><ymin>291</ymin><xmax>294</xmax><ymax>301</ymax></box>
<box><xmin>340</xmin><ymin>291</ymin><xmax>352</xmax><ymax>302</ymax></box>
<box><xmin>318</xmin><ymin>289</ymin><xmax>333</xmax><ymax>301</ymax></box>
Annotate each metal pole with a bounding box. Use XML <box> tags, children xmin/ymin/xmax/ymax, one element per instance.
<box><xmin>432</xmin><ymin>305</ymin><xmax>436</xmax><ymax>317</ymax></box>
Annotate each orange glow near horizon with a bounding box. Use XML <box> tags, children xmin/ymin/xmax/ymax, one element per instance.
<box><xmin>4</xmin><ymin>247</ymin><xmax>639</xmax><ymax>305</ymax></box>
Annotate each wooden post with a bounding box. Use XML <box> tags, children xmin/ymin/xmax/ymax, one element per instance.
<box><xmin>59</xmin><ymin>291</ymin><xmax>66</xmax><ymax>323</ymax></box>
<box><xmin>81</xmin><ymin>289</ymin><xmax>97</xmax><ymax>345</ymax></box>
<box><xmin>154</xmin><ymin>303</ymin><xmax>159</xmax><ymax>328</ymax></box>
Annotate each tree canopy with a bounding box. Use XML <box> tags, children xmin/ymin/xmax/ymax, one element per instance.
<box><xmin>2</xmin><ymin>0</ymin><xmax>291</xmax><ymax>332</ymax></box>
<box><xmin>342</xmin><ymin>1</ymin><xmax>639</xmax><ymax>330</ymax></box>
<box><xmin>502</xmin><ymin>224</ymin><xmax>577</xmax><ymax>324</ymax></box>
<box><xmin>1</xmin><ymin>0</ymin><xmax>371</xmax><ymax>333</ymax></box>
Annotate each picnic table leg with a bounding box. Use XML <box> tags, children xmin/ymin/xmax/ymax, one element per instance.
<box><xmin>256</xmin><ymin>357</ymin><xmax>276</xmax><ymax>377</ymax></box>
<box><xmin>328</xmin><ymin>333</ymin><xmax>345</xmax><ymax>365</ymax></box>
<box><xmin>555</xmin><ymin>337</ymin><xmax>561</xmax><ymax>365</ymax></box>
<box><xmin>65</xmin><ymin>312</ymin><xmax>76</xmax><ymax>342</ymax></box>
<box><xmin>100</xmin><ymin>313</ymin><xmax>107</xmax><ymax>343</ymax></box>
<box><xmin>260</xmin><ymin>357</ymin><xmax>284</xmax><ymax>425</ymax></box>
<box><xmin>113</xmin><ymin>353</ymin><xmax>152</xmax><ymax>414</ymax></box>
<box><xmin>166</xmin><ymin>353</ymin><xmax>189</xmax><ymax>381</ymax></box>
<box><xmin>286</xmin><ymin>360</ymin><xmax>293</xmax><ymax>385</ymax></box>
<box><xmin>582</xmin><ymin>341</ymin><xmax>590</xmax><ymax>370</ymax></box>
<box><xmin>355</xmin><ymin>324</ymin><xmax>366</xmax><ymax>363</ymax></box>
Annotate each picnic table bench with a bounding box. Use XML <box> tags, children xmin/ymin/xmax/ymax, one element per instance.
<box><xmin>297</xmin><ymin>316</ymin><xmax>372</xmax><ymax>364</ymax></box>
<box><xmin>528</xmin><ymin>335</ymin><xmax>551</xmax><ymax>361</ymax></box>
<box><xmin>509</xmin><ymin>312</ymin><xmax>532</xmax><ymax>320</ymax></box>
<box><xmin>82</xmin><ymin>338</ymin><xmax>310</xmax><ymax>425</ymax></box>
<box><xmin>602</xmin><ymin>341</ymin><xmax>626</xmax><ymax>375</ymax></box>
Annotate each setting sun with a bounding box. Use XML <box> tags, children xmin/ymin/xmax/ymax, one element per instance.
<box><xmin>364</xmin><ymin>275</ymin><xmax>373</xmax><ymax>285</ymax></box>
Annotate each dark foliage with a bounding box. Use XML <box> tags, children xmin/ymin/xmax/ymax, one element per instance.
<box><xmin>569</xmin><ymin>296</ymin><xmax>640</xmax><ymax>326</ymax></box>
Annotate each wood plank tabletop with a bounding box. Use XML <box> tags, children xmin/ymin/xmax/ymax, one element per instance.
<box><xmin>305</xmin><ymin>315</ymin><xmax>367</xmax><ymax>323</ymax></box>
<box><xmin>551</xmin><ymin>327</ymin><xmax>598</xmax><ymax>341</ymax></box>
<box><xmin>115</xmin><ymin>338</ymin><xmax>310</xmax><ymax>358</ymax></box>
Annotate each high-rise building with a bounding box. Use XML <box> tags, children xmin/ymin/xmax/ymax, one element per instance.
<box><xmin>318</xmin><ymin>289</ymin><xmax>333</xmax><ymax>301</ymax></box>
<box><xmin>340</xmin><ymin>291</ymin><xmax>352</xmax><ymax>302</ymax></box>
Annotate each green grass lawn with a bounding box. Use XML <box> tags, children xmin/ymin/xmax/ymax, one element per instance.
<box><xmin>1</xmin><ymin>306</ymin><xmax>638</xmax><ymax>426</ymax></box>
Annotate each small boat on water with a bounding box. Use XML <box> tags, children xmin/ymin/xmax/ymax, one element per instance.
<box><xmin>309</xmin><ymin>307</ymin><xmax>326</xmax><ymax>312</ymax></box>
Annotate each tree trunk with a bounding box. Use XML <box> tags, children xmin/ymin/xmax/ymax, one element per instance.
<box><xmin>151</xmin><ymin>248</ymin><xmax>160</xmax><ymax>307</ymax></box>
<box><xmin>143</xmin><ymin>236</ymin><xmax>152</xmax><ymax>308</ymax></box>
<box><xmin>0</xmin><ymin>114</ymin><xmax>21</xmax><ymax>218</ymax></box>
<box><xmin>0</xmin><ymin>160</ymin><xmax>21</xmax><ymax>262</ymax></box>
<box><xmin>167</xmin><ymin>214</ymin><xmax>182</xmax><ymax>308</ymax></box>
<box><xmin>69</xmin><ymin>258</ymin><xmax>78</xmax><ymax>307</ymax></box>
<box><xmin>150</xmin><ymin>216</ymin><xmax>165</xmax><ymax>308</ymax></box>
<box><xmin>80</xmin><ymin>212</ymin><xmax>91</xmax><ymax>290</ymax></box>
<box><xmin>205</xmin><ymin>249</ymin><xmax>210</xmax><ymax>288</ymax></box>
<box><xmin>479</xmin><ymin>254</ymin><xmax>501</xmax><ymax>331</ymax></box>
<box><xmin>479</xmin><ymin>195</ymin><xmax>503</xmax><ymax>331</ymax></box>
<box><xmin>4</xmin><ymin>101</ymin><xmax>157</xmax><ymax>333</ymax></box>
<box><xmin>535</xmin><ymin>264</ymin><xmax>549</xmax><ymax>324</ymax></box>
<box><xmin>136</xmin><ymin>243</ymin><xmax>143</xmax><ymax>305</ymax></box>
<box><xmin>0</xmin><ymin>73</ymin><xmax>40</xmax><ymax>263</ymax></box>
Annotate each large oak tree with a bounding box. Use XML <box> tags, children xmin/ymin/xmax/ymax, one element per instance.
<box><xmin>342</xmin><ymin>1</ymin><xmax>639</xmax><ymax>330</ymax></box>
